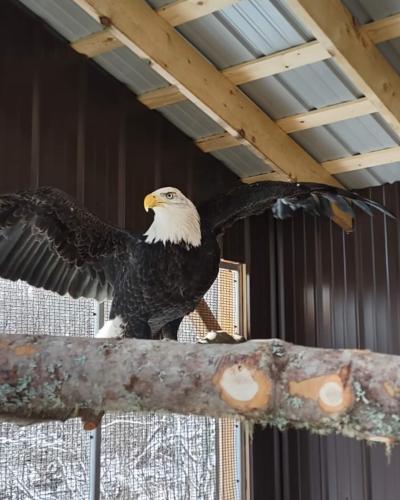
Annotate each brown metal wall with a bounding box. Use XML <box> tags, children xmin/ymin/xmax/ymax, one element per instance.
<box><xmin>250</xmin><ymin>183</ymin><xmax>400</xmax><ymax>500</ymax></box>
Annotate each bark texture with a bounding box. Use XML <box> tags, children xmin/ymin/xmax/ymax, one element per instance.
<box><xmin>1</xmin><ymin>334</ymin><xmax>400</xmax><ymax>444</ymax></box>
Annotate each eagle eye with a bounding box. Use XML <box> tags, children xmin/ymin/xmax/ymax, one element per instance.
<box><xmin>165</xmin><ymin>192</ymin><xmax>175</xmax><ymax>200</ymax></box>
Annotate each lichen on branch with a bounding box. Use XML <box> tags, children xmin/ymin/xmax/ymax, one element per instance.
<box><xmin>0</xmin><ymin>335</ymin><xmax>400</xmax><ymax>445</ymax></box>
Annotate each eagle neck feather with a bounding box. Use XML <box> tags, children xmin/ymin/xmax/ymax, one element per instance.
<box><xmin>144</xmin><ymin>203</ymin><xmax>202</xmax><ymax>248</ymax></box>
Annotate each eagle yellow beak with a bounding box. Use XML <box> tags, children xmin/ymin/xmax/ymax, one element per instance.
<box><xmin>144</xmin><ymin>193</ymin><xmax>163</xmax><ymax>212</ymax></box>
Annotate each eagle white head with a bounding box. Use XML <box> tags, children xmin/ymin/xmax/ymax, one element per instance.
<box><xmin>143</xmin><ymin>187</ymin><xmax>201</xmax><ymax>248</ymax></box>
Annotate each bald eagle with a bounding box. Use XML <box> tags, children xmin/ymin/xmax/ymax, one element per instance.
<box><xmin>0</xmin><ymin>182</ymin><xmax>391</xmax><ymax>340</ymax></box>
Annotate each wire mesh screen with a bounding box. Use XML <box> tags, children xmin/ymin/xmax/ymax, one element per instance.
<box><xmin>0</xmin><ymin>263</ymin><xmax>244</xmax><ymax>500</ymax></box>
<box><xmin>0</xmin><ymin>279</ymin><xmax>95</xmax><ymax>499</ymax></box>
<box><xmin>101</xmin><ymin>264</ymin><xmax>243</xmax><ymax>500</ymax></box>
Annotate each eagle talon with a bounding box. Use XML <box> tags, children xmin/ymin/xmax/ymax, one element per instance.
<box><xmin>198</xmin><ymin>330</ymin><xmax>245</xmax><ymax>344</ymax></box>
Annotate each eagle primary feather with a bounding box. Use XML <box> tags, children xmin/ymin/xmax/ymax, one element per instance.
<box><xmin>0</xmin><ymin>182</ymin><xmax>393</xmax><ymax>340</ymax></box>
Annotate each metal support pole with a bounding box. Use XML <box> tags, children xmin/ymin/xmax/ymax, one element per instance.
<box><xmin>89</xmin><ymin>424</ymin><xmax>102</xmax><ymax>500</ymax></box>
<box><xmin>88</xmin><ymin>301</ymin><xmax>105</xmax><ymax>500</ymax></box>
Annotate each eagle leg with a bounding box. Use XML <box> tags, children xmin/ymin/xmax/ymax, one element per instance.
<box><xmin>161</xmin><ymin>317</ymin><xmax>183</xmax><ymax>341</ymax></box>
<box><xmin>123</xmin><ymin>319</ymin><xmax>152</xmax><ymax>340</ymax></box>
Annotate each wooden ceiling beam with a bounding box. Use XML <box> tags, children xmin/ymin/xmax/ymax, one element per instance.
<box><xmin>138</xmin><ymin>86</ymin><xmax>185</xmax><ymax>108</ymax></box>
<box><xmin>138</xmin><ymin>85</ymin><xmax>185</xmax><ymax>109</ymax></box>
<box><xmin>277</xmin><ymin>98</ymin><xmax>377</xmax><ymax>133</ymax></box>
<box><xmin>323</xmin><ymin>146</ymin><xmax>400</xmax><ymax>174</ymax></box>
<box><xmin>241</xmin><ymin>172</ymin><xmax>289</xmax><ymax>183</ymax></box>
<box><xmin>221</xmin><ymin>41</ymin><xmax>330</xmax><ymax>85</ymax></box>
<box><xmin>195</xmin><ymin>132</ymin><xmax>243</xmax><ymax>153</ymax></box>
<box><xmin>285</xmin><ymin>0</ymin><xmax>400</xmax><ymax>138</ymax></box>
<box><xmin>158</xmin><ymin>0</ymin><xmax>239</xmax><ymax>27</ymax></box>
<box><xmin>70</xmin><ymin>28</ymin><xmax>122</xmax><ymax>57</ymax></box>
<box><xmin>359</xmin><ymin>13</ymin><xmax>400</xmax><ymax>44</ymax></box>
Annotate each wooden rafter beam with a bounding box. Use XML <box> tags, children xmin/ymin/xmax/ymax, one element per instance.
<box><xmin>138</xmin><ymin>85</ymin><xmax>185</xmax><ymax>109</ymax></box>
<box><xmin>158</xmin><ymin>0</ymin><xmax>239</xmax><ymax>27</ymax></box>
<box><xmin>221</xmin><ymin>41</ymin><xmax>330</xmax><ymax>85</ymax></box>
<box><xmin>277</xmin><ymin>98</ymin><xmax>377</xmax><ymax>133</ymax></box>
<box><xmin>359</xmin><ymin>13</ymin><xmax>400</xmax><ymax>44</ymax></box>
<box><xmin>138</xmin><ymin>86</ymin><xmax>185</xmax><ymax>108</ymax></box>
<box><xmin>322</xmin><ymin>146</ymin><xmax>400</xmax><ymax>174</ymax></box>
<box><xmin>242</xmin><ymin>172</ymin><xmax>291</xmax><ymax>183</ymax></box>
<box><xmin>195</xmin><ymin>132</ymin><xmax>243</xmax><ymax>152</ymax></box>
<box><xmin>70</xmin><ymin>28</ymin><xmax>123</xmax><ymax>57</ymax></box>
<box><xmin>285</xmin><ymin>0</ymin><xmax>400</xmax><ymax>138</ymax></box>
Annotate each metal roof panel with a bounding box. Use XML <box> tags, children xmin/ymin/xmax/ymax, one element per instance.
<box><xmin>177</xmin><ymin>0</ymin><xmax>314</xmax><ymax>69</ymax></box>
<box><xmin>326</xmin><ymin>114</ymin><xmax>398</xmax><ymax>153</ymax></box>
<box><xmin>212</xmin><ymin>146</ymin><xmax>272</xmax><ymax>178</ymax></box>
<box><xmin>240</xmin><ymin>60</ymin><xmax>362</xmax><ymax>121</ymax></box>
<box><xmin>159</xmin><ymin>101</ymin><xmax>224</xmax><ymax>139</ymax></box>
<box><xmin>240</xmin><ymin>77</ymin><xmax>307</xmax><ymax>119</ymax></box>
<box><xmin>292</xmin><ymin>114</ymin><xmax>398</xmax><ymax>162</ymax></box>
<box><xmin>18</xmin><ymin>0</ymin><xmax>100</xmax><ymax>41</ymax></box>
<box><xmin>94</xmin><ymin>47</ymin><xmax>169</xmax><ymax>94</ymax></box>
<box><xmin>335</xmin><ymin>163</ymin><xmax>400</xmax><ymax>189</ymax></box>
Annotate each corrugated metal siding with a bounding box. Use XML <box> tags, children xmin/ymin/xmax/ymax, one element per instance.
<box><xmin>250</xmin><ymin>183</ymin><xmax>400</xmax><ymax>500</ymax></box>
<box><xmin>0</xmin><ymin>0</ymin><xmax>237</xmax><ymax>233</ymax></box>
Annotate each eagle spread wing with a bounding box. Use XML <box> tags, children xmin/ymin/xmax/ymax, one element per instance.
<box><xmin>0</xmin><ymin>187</ymin><xmax>133</xmax><ymax>301</ymax></box>
<box><xmin>199</xmin><ymin>181</ymin><xmax>393</xmax><ymax>235</ymax></box>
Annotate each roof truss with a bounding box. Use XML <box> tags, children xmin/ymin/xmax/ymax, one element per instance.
<box><xmin>70</xmin><ymin>5</ymin><xmax>400</xmax><ymax>148</ymax></box>
<box><xmin>68</xmin><ymin>0</ymin><xmax>400</xmax><ymax>231</ymax></box>
<box><xmin>72</xmin><ymin>0</ymin><xmax>341</xmax><ymax>186</ymax></box>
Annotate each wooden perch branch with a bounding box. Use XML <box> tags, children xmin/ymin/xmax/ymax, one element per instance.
<box><xmin>1</xmin><ymin>335</ymin><xmax>400</xmax><ymax>445</ymax></box>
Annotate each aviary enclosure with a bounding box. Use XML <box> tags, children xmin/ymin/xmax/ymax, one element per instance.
<box><xmin>1</xmin><ymin>0</ymin><xmax>400</xmax><ymax>499</ymax></box>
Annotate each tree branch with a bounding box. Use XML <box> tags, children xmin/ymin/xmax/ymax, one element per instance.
<box><xmin>1</xmin><ymin>334</ymin><xmax>400</xmax><ymax>444</ymax></box>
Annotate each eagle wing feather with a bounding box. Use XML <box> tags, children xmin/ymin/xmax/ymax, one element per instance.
<box><xmin>199</xmin><ymin>181</ymin><xmax>394</xmax><ymax>235</ymax></box>
<box><xmin>0</xmin><ymin>187</ymin><xmax>134</xmax><ymax>300</ymax></box>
